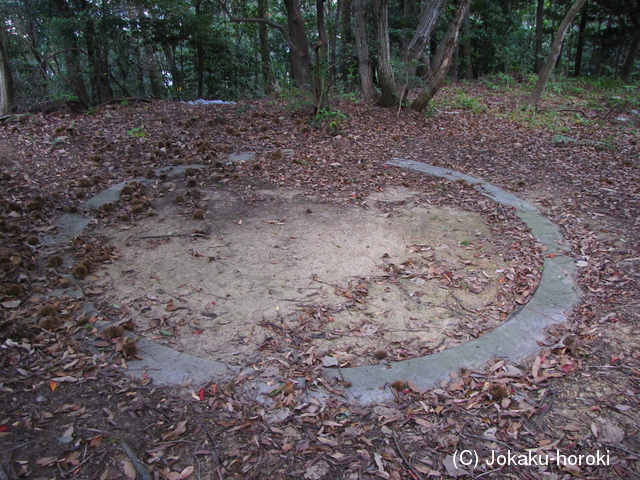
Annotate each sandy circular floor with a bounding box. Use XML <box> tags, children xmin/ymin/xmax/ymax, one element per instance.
<box><xmin>91</xmin><ymin>183</ymin><xmax>513</xmax><ymax>367</ymax></box>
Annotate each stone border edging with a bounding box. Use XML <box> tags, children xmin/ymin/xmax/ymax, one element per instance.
<box><xmin>322</xmin><ymin>159</ymin><xmax>581</xmax><ymax>404</ymax></box>
<box><xmin>42</xmin><ymin>159</ymin><xmax>581</xmax><ymax>403</ymax></box>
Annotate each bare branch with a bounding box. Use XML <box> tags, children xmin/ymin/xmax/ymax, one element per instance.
<box><xmin>215</xmin><ymin>0</ymin><xmax>294</xmax><ymax>49</ymax></box>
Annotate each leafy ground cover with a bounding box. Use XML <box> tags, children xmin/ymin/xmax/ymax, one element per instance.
<box><xmin>0</xmin><ymin>82</ymin><xmax>639</xmax><ymax>479</ymax></box>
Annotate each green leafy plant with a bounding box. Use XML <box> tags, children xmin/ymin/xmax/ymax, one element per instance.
<box><xmin>47</xmin><ymin>93</ymin><xmax>80</xmax><ymax>104</ymax></box>
<box><xmin>339</xmin><ymin>91</ymin><xmax>362</xmax><ymax>104</ymax></box>
<box><xmin>309</xmin><ymin>107</ymin><xmax>347</xmax><ymax>135</ymax></box>
<box><xmin>424</xmin><ymin>107</ymin><xmax>436</xmax><ymax>118</ymax></box>
<box><xmin>127</xmin><ymin>126</ymin><xmax>146</xmax><ymax>139</ymax></box>
<box><xmin>235</xmin><ymin>104</ymin><xmax>252</xmax><ymax>115</ymax></box>
<box><xmin>496</xmin><ymin>72</ymin><xmax>516</xmax><ymax>87</ymax></box>
<box><xmin>452</xmin><ymin>93</ymin><xmax>485</xmax><ymax>112</ymax></box>
<box><xmin>504</xmin><ymin>109</ymin><xmax>571</xmax><ymax>134</ymax></box>
<box><xmin>279</xmin><ymin>88</ymin><xmax>314</xmax><ymax>114</ymax></box>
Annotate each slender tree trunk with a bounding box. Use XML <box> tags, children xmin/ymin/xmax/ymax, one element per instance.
<box><xmin>339</xmin><ymin>0</ymin><xmax>353</xmax><ymax>85</ymax></box>
<box><xmin>136</xmin><ymin>6</ymin><xmax>162</xmax><ymax>98</ymax></box>
<box><xmin>534</xmin><ymin>0</ymin><xmax>544</xmax><ymax>74</ymax></box>
<box><xmin>194</xmin><ymin>0</ymin><xmax>205</xmax><ymax>99</ymax></box>
<box><xmin>328</xmin><ymin>0</ymin><xmax>341</xmax><ymax>87</ymax></box>
<box><xmin>258</xmin><ymin>0</ymin><xmax>274</xmax><ymax>93</ymax></box>
<box><xmin>620</xmin><ymin>12</ymin><xmax>640</xmax><ymax>81</ymax></box>
<box><xmin>52</xmin><ymin>0</ymin><xmax>90</xmax><ymax>107</ymax></box>
<box><xmin>525</xmin><ymin>0</ymin><xmax>587</xmax><ymax>109</ymax></box>
<box><xmin>402</xmin><ymin>0</ymin><xmax>448</xmax><ymax>64</ymax></box>
<box><xmin>463</xmin><ymin>14</ymin><xmax>473</xmax><ymax>80</ymax></box>
<box><xmin>374</xmin><ymin>0</ymin><xmax>397</xmax><ymax>107</ymax></box>
<box><xmin>419</xmin><ymin>51</ymin><xmax>431</xmax><ymax>76</ymax></box>
<box><xmin>283</xmin><ymin>0</ymin><xmax>312</xmax><ymax>88</ymax></box>
<box><xmin>314</xmin><ymin>0</ymin><xmax>329</xmax><ymax>107</ymax></box>
<box><xmin>451</xmin><ymin>43</ymin><xmax>459</xmax><ymax>81</ymax></box>
<box><xmin>163</xmin><ymin>44</ymin><xmax>184</xmax><ymax>98</ymax></box>
<box><xmin>564</xmin><ymin>34</ymin><xmax>572</xmax><ymax>77</ymax></box>
<box><xmin>0</xmin><ymin>27</ymin><xmax>14</xmax><ymax>115</ymax></box>
<box><xmin>353</xmin><ymin>0</ymin><xmax>379</xmax><ymax>102</ymax></box>
<box><xmin>62</xmin><ymin>49</ymin><xmax>90</xmax><ymax>107</ymax></box>
<box><xmin>219</xmin><ymin>0</ymin><xmax>310</xmax><ymax>89</ymax></box>
<box><xmin>96</xmin><ymin>47</ymin><xmax>113</xmax><ymax>101</ymax></box>
<box><xmin>573</xmin><ymin>0</ymin><xmax>588</xmax><ymax>76</ymax></box>
<box><xmin>24</xmin><ymin>6</ymin><xmax>48</xmax><ymax>95</ymax></box>
<box><xmin>81</xmin><ymin>2</ymin><xmax>113</xmax><ymax>103</ymax></box>
<box><xmin>411</xmin><ymin>0</ymin><xmax>471</xmax><ymax>111</ymax></box>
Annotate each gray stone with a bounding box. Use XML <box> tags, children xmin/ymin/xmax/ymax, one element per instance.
<box><xmin>226</xmin><ymin>152</ymin><xmax>255</xmax><ymax>164</ymax></box>
<box><xmin>43</xmin><ymin>214</ymin><xmax>92</xmax><ymax>247</ymax></box>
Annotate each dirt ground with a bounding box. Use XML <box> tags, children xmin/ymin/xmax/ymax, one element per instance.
<box><xmin>0</xmin><ymin>86</ymin><xmax>639</xmax><ymax>479</ymax></box>
<box><xmin>91</xmin><ymin>182</ymin><xmax>524</xmax><ymax>368</ymax></box>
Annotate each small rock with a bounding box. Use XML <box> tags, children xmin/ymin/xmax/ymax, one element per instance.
<box><xmin>264</xmin><ymin>407</ymin><xmax>292</xmax><ymax>425</ymax></box>
<box><xmin>321</xmin><ymin>355</ymin><xmax>339</xmax><ymax>367</ymax></box>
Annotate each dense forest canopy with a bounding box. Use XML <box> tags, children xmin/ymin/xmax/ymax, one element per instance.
<box><xmin>0</xmin><ymin>0</ymin><xmax>638</xmax><ymax>113</ymax></box>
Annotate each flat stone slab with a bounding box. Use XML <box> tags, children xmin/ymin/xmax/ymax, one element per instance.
<box><xmin>43</xmin><ymin>214</ymin><xmax>92</xmax><ymax>247</ymax></box>
<box><xmin>323</xmin><ymin>159</ymin><xmax>581</xmax><ymax>404</ymax></box>
<box><xmin>125</xmin><ymin>337</ymin><xmax>235</xmax><ymax>386</ymax></box>
<box><xmin>226</xmin><ymin>152</ymin><xmax>255</xmax><ymax>164</ymax></box>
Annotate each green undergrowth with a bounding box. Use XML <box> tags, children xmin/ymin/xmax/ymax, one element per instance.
<box><xmin>433</xmin><ymin>74</ymin><xmax>639</xmax><ymax>135</ymax></box>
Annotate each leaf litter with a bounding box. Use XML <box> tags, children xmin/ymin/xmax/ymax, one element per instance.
<box><xmin>0</xmin><ymin>87</ymin><xmax>638</xmax><ymax>478</ymax></box>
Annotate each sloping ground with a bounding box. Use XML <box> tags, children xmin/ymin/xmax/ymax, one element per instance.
<box><xmin>0</xmin><ymin>87</ymin><xmax>639</xmax><ymax>479</ymax></box>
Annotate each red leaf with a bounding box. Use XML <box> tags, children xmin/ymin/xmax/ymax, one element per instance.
<box><xmin>197</xmin><ymin>388</ymin><xmax>204</xmax><ymax>401</ymax></box>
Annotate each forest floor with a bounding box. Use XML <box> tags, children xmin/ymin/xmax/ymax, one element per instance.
<box><xmin>1</xmin><ymin>82</ymin><xmax>639</xmax><ymax>479</ymax></box>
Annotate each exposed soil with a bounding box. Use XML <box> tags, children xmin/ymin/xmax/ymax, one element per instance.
<box><xmin>91</xmin><ymin>181</ymin><xmax>520</xmax><ymax>368</ymax></box>
<box><xmin>0</xmin><ymin>86</ymin><xmax>638</xmax><ymax>479</ymax></box>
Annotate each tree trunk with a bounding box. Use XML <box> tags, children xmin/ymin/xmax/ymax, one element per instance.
<box><xmin>374</xmin><ymin>0</ymin><xmax>397</xmax><ymax>107</ymax></box>
<box><xmin>402</xmin><ymin>0</ymin><xmax>448</xmax><ymax>64</ymax></box>
<box><xmin>52</xmin><ymin>0</ymin><xmax>90</xmax><ymax>107</ymax></box>
<box><xmin>328</xmin><ymin>0</ymin><xmax>341</xmax><ymax>87</ymax></box>
<box><xmin>353</xmin><ymin>0</ymin><xmax>379</xmax><ymax>102</ymax></box>
<box><xmin>283</xmin><ymin>0</ymin><xmax>312</xmax><ymax>88</ymax></box>
<box><xmin>462</xmin><ymin>14</ymin><xmax>473</xmax><ymax>81</ymax></box>
<box><xmin>451</xmin><ymin>43</ymin><xmax>459</xmax><ymax>82</ymax></box>
<box><xmin>411</xmin><ymin>0</ymin><xmax>471</xmax><ymax>111</ymax></box>
<box><xmin>620</xmin><ymin>12</ymin><xmax>640</xmax><ymax>81</ymax></box>
<box><xmin>257</xmin><ymin>0</ymin><xmax>274</xmax><ymax>93</ymax></box>
<box><xmin>534</xmin><ymin>0</ymin><xmax>544</xmax><ymax>74</ymax></box>
<box><xmin>573</xmin><ymin>0</ymin><xmax>588</xmax><ymax>77</ymax></box>
<box><xmin>80</xmin><ymin>1</ymin><xmax>113</xmax><ymax>103</ymax></box>
<box><xmin>146</xmin><ymin>46</ymin><xmax>162</xmax><ymax>98</ymax></box>
<box><xmin>525</xmin><ymin>0</ymin><xmax>587</xmax><ymax>109</ymax></box>
<box><xmin>219</xmin><ymin>1</ymin><xmax>310</xmax><ymax>89</ymax></box>
<box><xmin>195</xmin><ymin>0</ymin><xmax>205</xmax><ymax>99</ymax></box>
<box><xmin>136</xmin><ymin>5</ymin><xmax>162</xmax><ymax>98</ymax></box>
<box><xmin>163</xmin><ymin>44</ymin><xmax>184</xmax><ymax>99</ymax></box>
<box><xmin>339</xmin><ymin>0</ymin><xmax>353</xmax><ymax>85</ymax></box>
<box><xmin>0</xmin><ymin>27</ymin><xmax>14</xmax><ymax>115</ymax></box>
<box><xmin>314</xmin><ymin>0</ymin><xmax>329</xmax><ymax>107</ymax></box>
<box><xmin>24</xmin><ymin>5</ymin><xmax>49</xmax><ymax>95</ymax></box>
